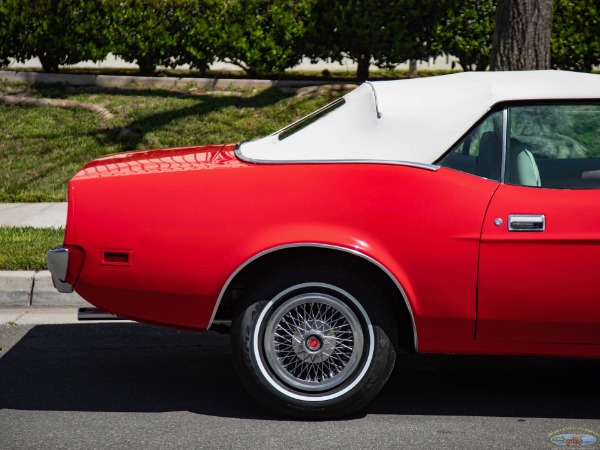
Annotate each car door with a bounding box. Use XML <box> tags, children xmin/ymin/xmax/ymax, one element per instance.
<box><xmin>477</xmin><ymin>103</ymin><xmax>600</xmax><ymax>345</ymax></box>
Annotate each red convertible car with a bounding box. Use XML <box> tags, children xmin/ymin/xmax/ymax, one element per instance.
<box><xmin>48</xmin><ymin>71</ymin><xmax>600</xmax><ymax>418</ymax></box>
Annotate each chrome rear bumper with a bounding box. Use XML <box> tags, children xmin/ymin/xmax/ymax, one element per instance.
<box><xmin>47</xmin><ymin>246</ymin><xmax>73</xmax><ymax>293</ymax></box>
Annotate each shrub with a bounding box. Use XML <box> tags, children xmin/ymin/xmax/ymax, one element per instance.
<box><xmin>0</xmin><ymin>0</ymin><xmax>109</xmax><ymax>73</ymax></box>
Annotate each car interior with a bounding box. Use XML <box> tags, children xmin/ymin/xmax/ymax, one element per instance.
<box><xmin>438</xmin><ymin>104</ymin><xmax>600</xmax><ymax>189</ymax></box>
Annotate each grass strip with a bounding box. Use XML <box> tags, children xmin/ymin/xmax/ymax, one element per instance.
<box><xmin>0</xmin><ymin>227</ymin><xmax>64</xmax><ymax>270</ymax></box>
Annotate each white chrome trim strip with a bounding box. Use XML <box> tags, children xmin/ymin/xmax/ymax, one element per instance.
<box><xmin>234</xmin><ymin>144</ymin><xmax>440</xmax><ymax>172</ymax></box>
<box><xmin>209</xmin><ymin>243</ymin><xmax>419</xmax><ymax>351</ymax></box>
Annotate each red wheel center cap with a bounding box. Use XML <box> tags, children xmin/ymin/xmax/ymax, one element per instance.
<box><xmin>307</xmin><ymin>336</ymin><xmax>321</xmax><ymax>350</ymax></box>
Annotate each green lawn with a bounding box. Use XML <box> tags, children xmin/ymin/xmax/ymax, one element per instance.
<box><xmin>0</xmin><ymin>227</ymin><xmax>64</xmax><ymax>270</ymax></box>
<box><xmin>0</xmin><ymin>82</ymin><xmax>346</xmax><ymax>202</ymax></box>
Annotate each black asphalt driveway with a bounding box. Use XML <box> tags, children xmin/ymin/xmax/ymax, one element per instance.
<box><xmin>1</xmin><ymin>323</ymin><xmax>598</xmax><ymax>449</ymax></box>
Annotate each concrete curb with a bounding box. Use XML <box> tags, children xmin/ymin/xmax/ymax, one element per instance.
<box><xmin>0</xmin><ymin>271</ymin><xmax>34</xmax><ymax>307</ymax></box>
<box><xmin>0</xmin><ymin>270</ymin><xmax>91</xmax><ymax>308</ymax></box>
<box><xmin>0</xmin><ymin>70</ymin><xmax>344</xmax><ymax>90</ymax></box>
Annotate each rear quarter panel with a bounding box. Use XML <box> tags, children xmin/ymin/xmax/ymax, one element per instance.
<box><xmin>70</xmin><ymin>153</ymin><xmax>497</xmax><ymax>339</ymax></box>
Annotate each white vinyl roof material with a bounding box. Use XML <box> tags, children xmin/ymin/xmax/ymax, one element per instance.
<box><xmin>237</xmin><ymin>71</ymin><xmax>600</xmax><ymax>165</ymax></box>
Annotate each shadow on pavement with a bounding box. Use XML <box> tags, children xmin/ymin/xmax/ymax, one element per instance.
<box><xmin>1</xmin><ymin>323</ymin><xmax>598</xmax><ymax>420</ymax></box>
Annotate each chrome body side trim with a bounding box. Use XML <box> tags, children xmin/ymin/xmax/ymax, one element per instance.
<box><xmin>209</xmin><ymin>243</ymin><xmax>419</xmax><ymax>351</ymax></box>
<box><xmin>47</xmin><ymin>246</ymin><xmax>73</xmax><ymax>293</ymax></box>
<box><xmin>234</xmin><ymin>144</ymin><xmax>440</xmax><ymax>172</ymax></box>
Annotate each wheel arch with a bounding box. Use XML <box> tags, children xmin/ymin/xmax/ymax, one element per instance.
<box><xmin>210</xmin><ymin>244</ymin><xmax>418</xmax><ymax>352</ymax></box>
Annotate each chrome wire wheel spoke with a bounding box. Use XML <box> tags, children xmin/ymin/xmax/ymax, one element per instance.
<box><xmin>264</xmin><ymin>292</ymin><xmax>364</xmax><ymax>392</ymax></box>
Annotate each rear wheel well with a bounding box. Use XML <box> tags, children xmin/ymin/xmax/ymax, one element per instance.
<box><xmin>212</xmin><ymin>246</ymin><xmax>415</xmax><ymax>352</ymax></box>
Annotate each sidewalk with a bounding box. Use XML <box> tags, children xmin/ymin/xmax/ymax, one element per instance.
<box><xmin>0</xmin><ymin>307</ymin><xmax>116</xmax><ymax>325</ymax></box>
<box><xmin>0</xmin><ymin>202</ymin><xmax>88</xmax><ymax>324</ymax></box>
<box><xmin>0</xmin><ymin>202</ymin><xmax>67</xmax><ymax>227</ymax></box>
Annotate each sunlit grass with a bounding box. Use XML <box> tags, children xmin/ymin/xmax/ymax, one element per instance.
<box><xmin>0</xmin><ymin>227</ymin><xmax>64</xmax><ymax>270</ymax></box>
<box><xmin>0</xmin><ymin>83</ymin><xmax>346</xmax><ymax>202</ymax></box>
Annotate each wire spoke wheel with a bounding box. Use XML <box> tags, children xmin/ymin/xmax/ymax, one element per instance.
<box><xmin>232</xmin><ymin>265</ymin><xmax>397</xmax><ymax>418</ymax></box>
<box><xmin>264</xmin><ymin>292</ymin><xmax>364</xmax><ymax>392</ymax></box>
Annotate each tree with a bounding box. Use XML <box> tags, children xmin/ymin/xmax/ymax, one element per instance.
<box><xmin>109</xmin><ymin>0</ymin><xmax>213</xmax><ymax>76</ymax></box>
<box><xmin>0</xmin><ymin>0</ymin><xmax>109</xmax><ymax>73</ymax></box>
<box><xmin>435</xmin><ymin>0</ymin><xmax>495</xmax><ymax>71</ymax></box>
<box><xmin>306</xmin><ymin>0</ymin><xmax>447</xmax><ymax>81</ymax></box>
<box><xmin>490</xmin><ymin>0</ymin><xmax>554</xmax><ymax>70</ymax></box>
<box><xmin>551</xmin><ymin>0</ymin><xmax>600</xmax><ymax>71</ymax></box>
<box><xmin>182</xmin><ymin>0</ymin><xmax>220</xmax><ymax>73</ymax></box>
<box><xmin>0</xmin><ymin>2</ymin><xmax>12</xmax><ymax>67</ymax></box>
<box><xmin>213</xmin><ymin>0</ymin><xmax>315</xmax><ymax>76</ymax></box>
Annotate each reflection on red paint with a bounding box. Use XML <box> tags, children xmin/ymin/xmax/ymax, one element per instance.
<box><xmin>74</xmin><ymin>144</ymin><xmax>241</xmax><ymax>180</ymax></box>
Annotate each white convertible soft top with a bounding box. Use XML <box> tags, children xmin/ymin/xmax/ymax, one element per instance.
<box><xmin>237</xmin><ymin>71</ymin><xmax>600</xmax><ymax>165</ymax></box>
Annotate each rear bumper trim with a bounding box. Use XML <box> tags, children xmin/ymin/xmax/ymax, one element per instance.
<box><xmin>47</xmin><ymin>246</ymin><xmax>73</xmax><ymax>293</ymax></box>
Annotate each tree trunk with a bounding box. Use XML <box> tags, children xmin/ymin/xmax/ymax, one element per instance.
<box><xmin>137</xmin><ymin>56</ymin><xmax>156</xmax><ymax>76</ymax></box>
<box><xmin>38</xmin><ymin>54</ymin><xmax>60</xmax><ymax>73</ymax></box>
<box><xmin>476</xmin><ymin>56</ymin><xmax>490</xmax><ymax>71</ymax></box>
<box><xmin>243</xmin><ymin>67</ymin><xmax>258</xmax><ymax>78</ymax></box>
<box><xmin>490</xmin><ymin>0</ymin><xmax>554</xmax><ymax>70</ymax></box>
<box><xmin>408</xmin><ymin>59</ymin><xmax>418</xmax><ymax>77</ymax></box>
<box><xmin>356</xmin><ymin>54</ymin><xmax>371</xmax><ymax>82</ymax></box>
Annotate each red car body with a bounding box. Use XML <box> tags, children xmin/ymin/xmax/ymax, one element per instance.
<box><xmin>48</xmin><ymin>71</ymin><xmax>600</xmax><ymax>417</ymax></box>
<box><xmin>58</xmin><ymin>143</ymin><xmax>600</xmax><ymax>357</ymax></box>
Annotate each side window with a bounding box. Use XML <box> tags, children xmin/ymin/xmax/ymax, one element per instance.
<box><xmin>439</xmin><ymin>111</ymin><xmax>503</xmax><ymax>181</ymax></box>
<box><xmin>506</xmin><ymin>104</ymin><xmax>600</xmax><ymax>189</ymax></box>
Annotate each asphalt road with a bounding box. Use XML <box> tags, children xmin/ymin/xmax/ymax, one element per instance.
<box><xmin>1</xmin><ymin>323</ymin><xmax>599</xmax><ymax>449</ymax></box>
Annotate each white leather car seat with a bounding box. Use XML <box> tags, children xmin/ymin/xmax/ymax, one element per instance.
<box><xmin>509</xmin><ymin>139</ymin><xmax>541</xmax><ymax>187</ymax></box>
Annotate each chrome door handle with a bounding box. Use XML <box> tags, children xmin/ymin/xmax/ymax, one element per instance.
<box><xmin>508</xmin><ymin>214</ymin><xmax>545</xmax><ymax>232</ymax></box>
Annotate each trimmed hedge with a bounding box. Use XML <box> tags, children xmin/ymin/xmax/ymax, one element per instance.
<box><xmin>0</xmin><ymin>0</ymin><xmax>598</xmax><ymax>78</ymax></box>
